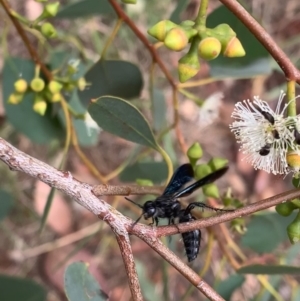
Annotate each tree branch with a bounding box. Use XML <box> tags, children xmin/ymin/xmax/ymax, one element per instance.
<box><xmin>155</xmin><ymin>189</ymin><xmax>300</xmax><ymax>237</ymax></box>
<box><xmin>115</xmin><ymin>233</ymin><xmax>143</xmax><ymax>301</ymax></box>
<box><xmin>0</xmin><ymin>137</ymin><xmax>225</xmax><ymax>301</ymax></box>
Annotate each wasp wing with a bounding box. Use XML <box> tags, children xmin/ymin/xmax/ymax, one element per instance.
<box><xmin>174</xmin><ymin>166</ymin><xmax>228</xmax><ymax>198</ymax></box>
<box><xmin>163</xmin><ymin>163</ymin><xmax>194</xmax><ymax>196</ymax></box>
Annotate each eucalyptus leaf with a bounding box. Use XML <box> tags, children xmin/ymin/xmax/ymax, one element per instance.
<box><xmin>237</xmin><ymin>264</ymin><xmax>300</xmax><ymax>275</ymax></box>
<box><xmin>64</xmin><ymin>262</ymin><xmax>106</xmax><ymax>301</ymax></box>
<box><xmin>241</xmin><ymin>212</ymin><xmax>295</xmax><ymax>253</ymax></box>
<box><xmin>56</xmin><ymin>0</ymin><xmax>115</xmax><ymax>18</ymax></box>
<box><xmin>88</xmin><ymin>96</ymin><xmax>158</xmax><ymax>149</ymax></box>
<box><xmin>78</xmin><ymin>60</ymin><xmax>143</xmax><ymax>106</ymax></box>
<box><xmin>60</xmin><ymin>91</ymin><xmax>100</xmax><ymax>146</ymax></box>
<box><xmin>120</xmin><ymin>161</ymin><xmax>168</xmax><ymax>183</ymax></box>
<box><xmin>215</xmin><ymin>274</ymin><xmax>245</xmax><ymax>300</ymax></box>
<box><xmin>152</xmin><ymin>89</ymin><xmax>166</xmax><ymax>132</ymax></box>
<box><xmin>169</xmin><ymin>0</ymin><xmax>189</xmax><ymax>23</ymax></box>
<box><xmin>0</xmin><ymin>190</ymin><xmax>14</xmax><ymax>221</ymax></box>
<box><xmin>0</xmin><ymin>274</ymin><xmax>46</xmax><ymax>301</ymax></box>
<box><xmin>135</xmin><ymin>260</ymin><xmax>162</xmax><ymax>301</ymax></box>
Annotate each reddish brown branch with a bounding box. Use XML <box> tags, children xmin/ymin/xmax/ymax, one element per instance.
<box><xmin>108</xmin><ymin>0</ymin><xmax>177</xmax><ymax>89</ymax></box>
<box><xmin>134</xmin><ymin>232</ymin><xmax>225</xmax><ymax>301</ymax></box>
<box><xmin>155</xmin><ymin>188</ymin><xmax>300</xmax><ymax>237</ymax></box>
<box><xmin>0</xmin><ymin>137</ymin><xmax>224</xmax><ymax>301</ymax></box>
<box><xmin>92</xmin><ymin>184</ymin><xmax>163</xmax><ymax>196</ymax></box>
<box><xmin>218</xmin><ymin>0</ymin><xmax>300</xmax><ymax>84</ymax></box>
<box><xmin>114</xmin><ymin>234</ymin><xmax>143</xmax><ymax>301</ymax></box>
<box><xmin>0</xmin><ymin>0</ymin><xmax>53</xmax><ymax>80</ymax></box>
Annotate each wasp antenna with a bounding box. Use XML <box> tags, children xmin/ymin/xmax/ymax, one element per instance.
<box><xmin>125</xmin><ymin>197</ymin><xmax>143</xmax><ymax>209</ymax></box>
<box><xmin>132</xmin><ymin>213</ymin><xmax>143</xmax><ymax>227</ymax></box>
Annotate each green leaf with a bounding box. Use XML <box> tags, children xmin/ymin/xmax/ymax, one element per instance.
<box><xmin>120</xmin><ymin>161</ymin><xmax>168</xmax><ymax>183</ymax></box>
<box><xmin>0</xmin><ymin>190</ymin><xmax>14</xmax><ymax>221</ymax></box>
<box><xmin>237</xmin><ymin>264</ymin><xmax>300</xmax><ymax>275</ymax></box>
<box><xmin>2</xmin><ymin>57</ymin><xmax>64</xmax><ymax>144</ymax></box>
<box><xmin>240</xmin><ymin>212</ymin><xmax>295</xmax><ymax>253</ymax></box>
<box><xmin>56</xmin><ymin>0</ymin><xmax>115</xmax><ymax>18</ymax></box>
<box><xmin>215</xmin><ymin>274</ymin><xmax>245</xmax><ymax>300</ymax></box>
<box><xmin>60</xmin><ymin>92</ymin><xmax>100</xmax><ymax>146</ymax></box>
<box><xmin>78</xmin><ymin>60</ymin><xmax>143</xmax><ymax>106</ymax></box>
<box><xmin>64</xmin><ymin>262</ymin><xmax>106</xmax><ymax>301</ymax></box>
<box><xmin>135</xmin><ymin>260</ymin><xmax>162</xmax><ymax>301</ymax></box>
<box><xmin>207</xmin><ymin>6</ymin><xmax>271</xmax><ymax>78</ymax></box>
<box><xmin>0</xmin><ymin>274</ymin><xmax>46</xmax><ymax>301</ymax></box>
<box><xmin>88</xmin><ymin>96</ymin><xmax>158</xmax><ymax>149</ymax></box>
<box><xmin>152</xmin><ymin>89</ymin><xmax>167</xmax><ymax>132</ymax></box>
<box><xmin>169</xmin><ymin>0</ymin><xmax>189</xmax><ymax>23</ymax></box>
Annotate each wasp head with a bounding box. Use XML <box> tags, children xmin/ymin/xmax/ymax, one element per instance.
<box><xmin>143</xmin><ymin>201</ymin><xmax>156</xmax><ymax>219</ymax></box>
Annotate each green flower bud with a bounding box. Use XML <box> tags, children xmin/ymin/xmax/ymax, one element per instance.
<box><xmin>66</xmin><ymin>59</ymin><xmax>80</xmax><ymax>75</ymax></box>
<box><xmin>287</xmin><ymin>151</ymin><xmax>300</xmax><ymax>175</ymax></box>
<box><xmin>48</xmin><ymin>80</ymin><xmax>62</xmax><ymax>94</ymax></box>
<box><xmin>195</xmin><ymin>164</ymin><xmax>212</xmax><ymax>180</ymax></box>
<box><xmin>44</xmin><ymin>2</ymin><xmax>60</xmax><ymax>17</ymax></box>
<box><xmin>122</xmin><ymin>0</ymin><xmax>137</xmax><ymax>3</ymax></box>
<box><xmin>136</xmin><ymin>179</ymin><xmax>154</xmax><ymax>186</ymax></box>
<box><xmin>41</xmin><ymin>22</ymin><xmax>57</xmax><ymax>38</ymax></box>
<box><xmin>287</xmin><ymin>211</ymin><xmax>300</xmax><ymax>244</ymax></box>
<box><xmin>180</xmin><ymin>20</ymin><xmax>195</xmax><ymax>28</ymax></box>
<box><xmin>223</xmin><ymin>37</ymin><xmax>245</xmax><ymax>57</ymax></box>
<box><xmin>148</xmin><ymin>20</ymin><xmax>178</xmax><ymax>42</ymax></box>
<box><xmin>231</xmin><ymin>218</ymin><xmax>247</xmax><ymax>235</ymax></box>
<box><xmin>8</xmin><ymin>93</ymin><xmax>23</xmax><ymax>104</ymax></box>
<box><xmin>77</xmin><ymin>77</ymin><xmax>87</xmax><ymax>91</ymax></box>
<box><xmin>51</xmin><ymin>92</ymin><xmax>62</xmax><ymax>102</ymax></box>
<box><xmin>33</xmin><ymin>95</ymin><xmax>47</xmax><ymax>115</ymax></box>
<box><xmin>198</xmin><ymin>37</ymin><xmax>221</xmax><ymax>60</ymax></box>
<box><xmin>187</xmin><ymin>142</ymin><xmax>203</xmax><ymax>166</ymax></box>
<box><xmin>30</xmin><ymin>78</ymin><xmax>45</xmax><ymax>92</ymax></box>
<box><xmin>14</xmin><ymin>79</ymin><xmax>28</xmax><ymax>94</ymax></box>
<box><xmin>276</xmin><ymin>202</ymin><xmax>297</xmax><ymax>217</ymax></box>
<box><xmin>291</xmin><ymin>199</ymin><xmax>300</xmax><ymax>208</ymax></box>
<box><xmin>178</xmin><ymin>49</ymin><xmax>200</xmax><ymax>83</ymax></box>
<box><xmin>64</xmin><ymin>82</ymin><xmax>76</xmax><ymax>92</ymax></box>
<box><xmin>292</xmin><ymin>177</ymin><xmax>300</xmax><ymax>188</ymax></box>
<box><xmin>212</xmin><ymin>23</ymin><xmax>236</xmax><ymax>49</ymax></box>
<box><xmin>208</xmin><ymin>157</ymin><xmax>229</xmax><ymax>171</ymax></box>
<box><xmin>203</xmin><ymin>183</ymin><xmax>219</xmax><ymax>198</ymax></box>
<box><xmin>164</xmin><ymin>27</ymin><xmax>189</xmax><ymax>51</ymax></box>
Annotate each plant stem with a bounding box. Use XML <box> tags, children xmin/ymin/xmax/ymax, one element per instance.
<box><xmin>195</xmin><ymin>0</ymin><xmax>209</xmax><ymax>27</ymax></box>
<box><xmin>287</xmin><ymin>80</ymin><xmax>296</xmax><ymax>117</ymax></box>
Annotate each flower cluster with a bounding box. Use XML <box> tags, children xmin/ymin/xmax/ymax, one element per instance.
<box><xmin>230</xmin><ymin>91</ymin><xmax>300</xmax><ymax>175</ymax></box>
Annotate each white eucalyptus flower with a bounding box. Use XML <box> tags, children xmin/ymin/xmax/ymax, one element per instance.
<box><xmin>230</xmin><ymin>91</ymin><xmax>297</xmax><ymax>175</ymax></box>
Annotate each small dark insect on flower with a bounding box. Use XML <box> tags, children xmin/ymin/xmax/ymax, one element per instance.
<box><xmin>125</xmin><ymin>163</ymin><xmax>232</xmax><ymax>261</ymax></box>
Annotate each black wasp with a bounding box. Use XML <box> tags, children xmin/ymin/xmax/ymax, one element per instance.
<box><xmin>256</xmin><ymin>107</ymin><xmax>280</xmax><ymax>156</ymax></box>
<box><xmin>125</xmin><ymin>163</ymin><xmax>231</xmax><ymax>262</ymax></box>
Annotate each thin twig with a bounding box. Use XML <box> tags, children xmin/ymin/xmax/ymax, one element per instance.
<box><xmin>114</xmin><ymin>233</ymin><xmax>144</xmax><ymax>301</ymax></box>
<box><xmin>0</xmin><ymin>0</ymin><xmax>52</xmax><ymax>80</ymax></box>
<box><xmin>155</xmin><ymin>189</ymin><xmax>300</xmax><ymax>237</ymax></box>
<box><xmin>108</xmin><ymin>0</ymin><xmax>176</xmax><ymax>89</ymax></box>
